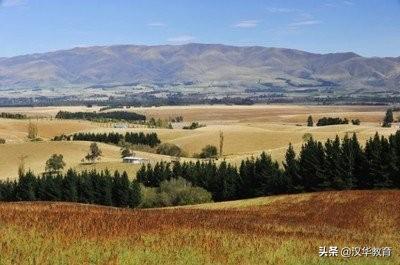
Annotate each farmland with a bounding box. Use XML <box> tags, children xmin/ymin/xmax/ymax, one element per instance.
<box><xmin>0</xmin><ymin>104</ymin><xmax>396</xmax><ymax>179</ymax></box>
<box><xmin>0</xmin><ymin>104</ymin><xmax>398</xmax><ymax>264</ymax></box>
<box><xmin>0</xmin><ymin>190</ymin><xmax>397</xmax><ymax>264</ymax></box>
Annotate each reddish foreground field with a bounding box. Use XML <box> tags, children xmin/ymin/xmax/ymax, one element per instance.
<box><xmin>0</xmin><ymin>190</ymin><xmax>398</xmax><ymax>264</ymax></box>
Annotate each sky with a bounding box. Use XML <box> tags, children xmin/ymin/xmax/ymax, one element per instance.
<box><xmin>0</xmin><ymin>0</ymin><xmax>399</xmax><ymax>57</ymax></box>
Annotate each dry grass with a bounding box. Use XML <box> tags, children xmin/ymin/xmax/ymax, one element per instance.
<box><xmin>0</xmin><ymin>190</ymin><xmax>398</xmax><ymax>264</ymax></box>
<box><xmin>0</xmin><ymin>104</ymin><xmax>396</xmax><ymax>178</ymax></box>
<box><xmin>131</xmin><ymin>104</ymin><xmax>388</xmax><ymax>123</ymax></box>
<box><xmin>0</xmin><ymin>118</ymin><xmax>97</xmax><ymax>142</ymax></box>
<box><xmin>0</xmin><ymin>141</ymin><xmax>121</xmax><ymax>178</ymax></box>
<box><xmin>0</xmin><ymin>106</ymin><xmax>103</xmax><ymax>118</ymax></box>
<box><xmin>0</xmin><ymin>141</ymin><xmax>186</xmax><ymax>179</ymax></box>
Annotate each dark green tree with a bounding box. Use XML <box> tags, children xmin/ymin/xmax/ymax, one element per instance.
<box><xmin>283</xmin><ymin>143</ymin><xmax>303</xmax><ymax>192</ymax></box>
<box><xmin>382</xmin><ymin>109</ymin><xmax>394</xmax><ymax>127</ymax></box>
<box><xmin>307</xmin><ymin>115</ymin><xmax>314</xmax><ymax>127</ymax></box>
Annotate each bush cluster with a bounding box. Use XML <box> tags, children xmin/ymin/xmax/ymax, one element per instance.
<box><xmin>140</xmin><ymin>178</ymin><xmax>212</xmax><ymax>208</ymax></box>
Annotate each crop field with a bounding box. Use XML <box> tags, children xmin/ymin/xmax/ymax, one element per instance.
<box><xmin>0</xmin><ymin>190</ymin><xmax>397</xmax><ymax>264</ymax></box>
<box><xmin>0</xmin><ymin>104</ymin><xmax>396</xmax><ymax>179</ymax></box>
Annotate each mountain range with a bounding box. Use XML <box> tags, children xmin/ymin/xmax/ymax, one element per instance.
<box><xmin>0</xmin><ymin>43</ymin><xmax>399</xmax><ymax>91</ymax></box>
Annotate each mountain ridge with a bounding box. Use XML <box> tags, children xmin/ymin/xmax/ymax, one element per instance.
<box><xmin>0</xmin><ymin>43</ymin><xmax>399</xmax><ymax>91</ymax></box>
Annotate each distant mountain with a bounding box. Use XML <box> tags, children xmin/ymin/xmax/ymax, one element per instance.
<box><xmin>0</xmin><ymin>43</ymin><xmax>399</xmax><ymax>91</ymax></box>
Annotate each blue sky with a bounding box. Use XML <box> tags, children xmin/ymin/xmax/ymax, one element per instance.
<box><xmin>0</xmin><ymin>0</ymin><xmax>399</xmax><ymax>57</ymax></box>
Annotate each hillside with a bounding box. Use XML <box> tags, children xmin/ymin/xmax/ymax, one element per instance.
<box><xmin>0</xmin><ymin>43</ymin><xmax>399</xmax><ymax>92</ymax></box>
<box><xmin>0</xmin><ymin>190</ymin><xmax>398</xmax><ymax>264</ymax></box>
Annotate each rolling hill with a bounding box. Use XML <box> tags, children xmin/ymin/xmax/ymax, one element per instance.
<box><xmin>0</xmin><ymin>43</ymin><xmax>399</xmax><ymax>92</ymax></box>
<box><xmin>0</xmin><ymin>190</ymin><xmax>398</xmax><ymax>264</ymax></box>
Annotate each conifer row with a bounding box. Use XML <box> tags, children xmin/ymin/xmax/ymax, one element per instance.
<box><xmin>0</xmin><ymin>169</ymin><xmax>141</xmax><ymax>208</ymax></box>
<box><xmin>137</xmin><ymin>132</ymin><xmax>400</xmax><ymax>201</ymax></box>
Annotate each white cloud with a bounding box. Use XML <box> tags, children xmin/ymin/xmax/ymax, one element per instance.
<box><xmin>233</xmin><ymin>20</ymin><xmax>259</xmax><ymax>28</ymax></box>
<box><xmin>147</xmin><ymin>22</ymin><xmax>166</xmax><ymax>27</ymax></box>
<box><xmin>166</xmin><ymin>35</ymin><xmax>196</xmax><ymax>44</ymax></box>
<box><xmin>289</xmin><ymin>20</ymin><xmax>321</xmax><ymax>28</ymax></box>
<box><xmin>343</xmin><ymin>0</ymin><xmax>354</xmax><ymax>5</ymax></box>
<box><xmin>266</xmin><ymin>7</ymin><xmax>294</xmax><ymax>13</ymax></box>
<box><xmin>1</xmin><ymin>0</ymin><xmax>26</xmax><ymax>7</ymax></box>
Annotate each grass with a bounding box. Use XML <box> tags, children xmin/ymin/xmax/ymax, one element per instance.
<box><xmin>0</xmin><ymin>104</ymin><xmax>397</xmax><ymax>178</ymax></box>
<box><xmin>0</xmin><ymin>190</ymin><xmax>398</xmax><ymax>264</ymax></box>
<box><xmin>0</xmin><ymin>118</ymin><xmax>97</xmax><ymax>143</ymax></box>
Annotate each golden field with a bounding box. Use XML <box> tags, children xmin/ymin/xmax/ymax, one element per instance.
<box><xmin>0</xmin><ymin>104</ymin><xmax>397</xmax><ymax>179</ymax></box>
<box><xmin>0</xmin><ymin>190</ymin><xmax>397</xmax><ymax>264</ymax></box>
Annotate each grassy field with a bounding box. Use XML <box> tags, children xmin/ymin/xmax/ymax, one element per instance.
<box><xmin>0</xmin><ymin>104</ymin><xmax>396</xmax><ymax>179</ymax></box>
<box><xmin>0</xmin><ymin>141</ymin><xmax>176</xmax><ymax>179</ymax></box>
<box><xmin>0</xmin><ymin>190</ymin><xmax>397</xmax><ymax>264</ymax></box>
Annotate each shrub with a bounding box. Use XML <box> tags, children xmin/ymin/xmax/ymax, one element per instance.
<box><xmin>316</xmin><ymin>117</ymin><xmax>349</xmax><ymax>126</ymax></box>
<box><xmin>182</xmin><ymin>122</ymin><xmax>205</xmax><ymax>130</ymax></box>
<box><xmin>140</xmin><ymin>178</ymin><xmax>212</xmax><ymax>208</ymax></box>
<box><xmin>351</xmin><ymin>119</ymin><xmax>361</xmax><ymax>125</ymax></box>
<box><xmin>156</xmin><ymin>143</ymin><xmax>186</xmax><ymax>157</ymax></box>
<box><xmin>195</xmin><ymin>145</ymin><xmax>218</xmax><ymax>158</ymax></box>
<box><xmin>0</xmin><ymin>138</ymin><xmax>5</xmax><ymax>144</ymax></box>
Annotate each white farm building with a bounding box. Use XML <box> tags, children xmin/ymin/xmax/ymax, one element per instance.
<box><xmin>122</xmin><ymin>156</ymin><xmax>148</xmax><ymax>164</ymax></box>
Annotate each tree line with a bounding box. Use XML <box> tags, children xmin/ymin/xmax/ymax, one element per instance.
<box><xmin>0</xmin><ymin>112</ymin><xmax>27</xmax><ymax>119</ymax></box>
<box><xmin>0</xmin><ymin>169</ymin><xmax>141</xmax><ymax>208</ymax></box>
<box><xmin>137</xmin><ymin>131</ymin><xmax>400</xmax><ymax>202</ymax></box>
<box><xmin>54</xmin><ymin>132</ymin><xmax>161</xmax><ymax>148</ymax></box>
<box><xmin>55</xmin><ymin>111</ymin><xmax>146</xmax><ymax>122</ymax></box>
<box><xmin>316</xmin><ymin>117</ymin><xmax>349</xmax><ymax>126</ymax></box>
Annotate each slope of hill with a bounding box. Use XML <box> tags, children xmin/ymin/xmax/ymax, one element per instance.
<box><xmin>0</xmin><ymin>190</ymin><xmax>398</xmax><ymax>264</ymax></box>
<box><xmin>0</xmin><ymin>43</ymin><xmax>399</xmax><ymax>92</ymax></box>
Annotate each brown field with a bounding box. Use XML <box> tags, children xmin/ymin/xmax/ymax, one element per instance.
<box><xmin>0</xmin><ymin>141</ymin><xmax>176</xmax><ymax>179</ymax></box>
<box><xmin>130</xmin><ymin>104</ymin><xmax>389</xmax><ymax>123</ymax></box>
<box><xmin>0</xmin><ymin>190</ymin><xmax>398</xmax><ymax>264</ymax></box>
<box><xmin>0</xmin><ymin>118</ymin><xmax>97</xmax><ymax>142</ymax></box>
<box><xmin>0</xmin><ymin>104</ymin><xmax>397</xmax><ymax>179</ymax></box>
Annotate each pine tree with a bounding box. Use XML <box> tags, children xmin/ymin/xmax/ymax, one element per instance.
<box><xmin>339</xmin><ymin>134</ymin><xmax>355</xmax><ymax>189</ymax></box>
<box><xmin>283</xmin><ymin>143</ymin><xmax>303</xmax><ymax>192</ymax></box>
<box><xmin>307</xmin><ymin>115</ymin><xmax>314</xmax><ymax>127</ymax></box>
<box><xmin>298</xmin><ymin>138</ymin><xmax>327</xmax><ymax>191</ymax></box>
<box><xmin>112</xmin><ymin>171</ymin><xmax>131</xmax><ymax>207</ymax></box>
<box><xmin>77</xmin><ymin>171</ymin><xmax>94</xmax><ymax>203</ymax></box>
<box><xmin>382</xmin><ymin>109</ymin><xmax>394</xmax><ymax>127</ymax></box>
<box><xmin>15</xmin><ymin>170</ymin><xmax>37</xmax><ymax>201</ymax></box>
<box><xmin>129</xmin><ymin>180</ymin><xmax>142</xmax><ymax>207</ymax></box>
<box><xmin>389</xmin><ymin>131</ymin><xmax>400</xmax><ymax>188</ymax></box>
<box><xmin>38</xmin><ymin>174</ymin><xmax>62</xmax><ymax>201</ymax></box>
<box><xmin>350</xmin><ymin>133</ymin><xmax>369</xmax><ymax>189</ymax></box>
<box><xmin>62</xmin><ymin>169</ymin><xmax>78</xmax><ymax>202</ymax></box>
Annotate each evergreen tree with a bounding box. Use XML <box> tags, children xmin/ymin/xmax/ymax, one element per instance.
<box><xmin>382</xmin><ymin>109</ymin><xmax>394</xmax><ymax>127</ymax></box>
<box><xmin>339</xmin><ymin>134</ymin><xmax>356</xmax><ymax>189</ymax></box>
<box><xmin>77</xmin><ymin>171</ymin><xmax>94</xmax><ymax>203</ymax></box>
<box><xmin>37</xmin><ymin>174</ymin><xmax>62</xmax><ymax>201</ymax></box>
<box><xmin>112</xmin><ymin>171</ymin><xmax>131</xmax><ymax>207</ymax></box>
<box><xmin>324</xmin><ymin>136</ymin><xmax>346</xmax><ymax>189</ymax></box>
<box><xmin>62</xmin><ymin>169</ymin><xmax>78</xmax><ymax>202</ymax></box>
<box><xmin>283</xmin><ymin>143</ymin><xmax>303</xmax><ymax>192</ymax></box>
<box><xmin>15</xmin><ymin>170</ymin><xmax>37</xmax><ymax>201</ymax></box>
<box><xmin>307</xmin><ymin>115</ymin><xmax>314</xmax><ymax>127</ymax></box>
<box><xmin>298</xmin><ymin>138</ymin><xmax>327</xmax><ymax>191</ymax></box>
<box><xmin>129</xmin><ymin>180</ymin><xmax>142</xmax><ymax>207</ymax></box>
